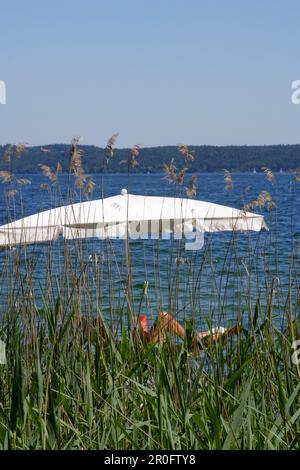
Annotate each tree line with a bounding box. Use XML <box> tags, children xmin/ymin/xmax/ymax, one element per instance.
<box><xmin>0</xmin><ymin>143</ymin><xmax>299</xmax><ymax>173</ymax></box>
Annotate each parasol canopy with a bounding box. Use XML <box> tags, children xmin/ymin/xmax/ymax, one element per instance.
<box><xmin>0</xmin><ymin>190</ymin><xmax>268</xmax><ymax>249</ymax></box>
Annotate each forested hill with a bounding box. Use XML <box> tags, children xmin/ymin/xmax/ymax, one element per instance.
<box><xmin>0</xmin><ymin>144</ymin><xmax>300</xmax><ymax>173</ymax></box>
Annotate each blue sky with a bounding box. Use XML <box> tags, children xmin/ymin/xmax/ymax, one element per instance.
<box><xmin>0</xmin><ymin>0</ymin><xmax>300</xmax><ymax>147</ymax></box>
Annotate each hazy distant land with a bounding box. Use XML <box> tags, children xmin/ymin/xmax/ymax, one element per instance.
<box><xmin>0</xmin><ymin>144</ymin><xmax>299</xmax><ymax>173</ymax></box>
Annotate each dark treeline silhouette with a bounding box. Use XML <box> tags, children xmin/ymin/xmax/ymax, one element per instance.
<box><xmin>0</xmin><ymin>144</ymin><xmax>300</xmax><ymax>173</ymax></box>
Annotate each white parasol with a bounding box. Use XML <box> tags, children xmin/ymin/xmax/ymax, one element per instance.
<box><xmin>0</xmin><ymin>190</ymin><xmax>267</xmax><ymax>249</ymax></box>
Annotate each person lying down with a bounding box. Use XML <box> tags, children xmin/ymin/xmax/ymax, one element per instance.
<box><xmin>133</xmin><ymin>310</ymin><xmax>240</xmax><ymax>348</ymax></box>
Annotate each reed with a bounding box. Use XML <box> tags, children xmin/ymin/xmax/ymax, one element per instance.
<box><xmin>0</xmin><ymin>140</ymin><xmax>299</xmax><ymax>450</ymax></box>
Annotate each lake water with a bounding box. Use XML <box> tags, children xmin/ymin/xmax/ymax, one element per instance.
<box><xmin>0</xmin><ymin>173</ymin><xmax>299</xmax><ymax>329</ymax></box>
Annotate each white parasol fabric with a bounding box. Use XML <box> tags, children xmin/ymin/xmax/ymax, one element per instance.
<box><xmin>0</xmin><ymin>191</ymin><xmax>268</xmax><ymax>248</ymax></box>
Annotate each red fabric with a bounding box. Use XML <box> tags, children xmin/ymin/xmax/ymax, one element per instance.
<box><xmin>138</xmin><ymin>315</ymin><xmax>148</xmax><ymax>333</ymax></box>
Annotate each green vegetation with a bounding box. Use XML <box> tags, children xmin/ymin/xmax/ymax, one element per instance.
<box><xmin>0</xmin><ymin>138</ymin><xmax>299</xmax><ymax>450</ymax></box>
<box><xmin>0</xmin><ymin>280</ymin><xmax>300</xmax><ymax>449</ymax></box>
<box><xmin>0</xmin><ymin>143</ymin><xmax>300</xmax><ymax>173</ymax></box>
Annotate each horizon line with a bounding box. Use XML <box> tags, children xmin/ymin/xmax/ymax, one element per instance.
<box><xmin>1</xmin><ymin>142</ymin><xmax>300</xmax><ymax>149</ymax></box>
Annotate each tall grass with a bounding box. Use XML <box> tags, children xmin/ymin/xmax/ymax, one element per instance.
<box><xmin>0</xmin><ymin>142</ymin><xmax>299</xmax><ymax>450</ymax></box>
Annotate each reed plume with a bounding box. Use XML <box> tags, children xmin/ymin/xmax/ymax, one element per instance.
<box><xmin>0</xmin><ymin>170</ymin><xmax>13</xmax><ymax>184</ymax></box>
<box><xmin>105</xmin><ymin>132</ymin><xmax>119</xmax><ymax>163</ymax></box>
<box><xmin>129</xmin><ymin>144</ymin><xmax>140</xmax><ymax>168</ymax></box>
<box><xmin>84</xmin><ymin>177</ymin><xmax>96</xmax><ymax>195</ymax></box>
<box><xmin>175</xmin><ymin>168</ymin><xmax>187</xmax><ymax>185</ymax></box>
<box><xmin>223</xmin><ymin>169</ymin><xmax>233</xmax><ymax>190</ymax></box>
<box><xmin>2</xmin><ymin>145</ymin><xmax>13</xmax><ymax>163</ymax></box>
<box><xmin>70</xmin><ymin>137</ymin><xmax>82</xmax><ymax>173</ymax></box>
<box><xmin>262</xmin><ymin>167</ymin><xmax>275</xmax><ymax>183</ymax></box>
<box><xmin>244</xmin><ymin>190</ymin><xmax>276</xmax><ymax>211</ymax></box>
<box><xmin>293</xmin><ymin>168</ymin><xmax>300</xmax><ymax>182</ymax></box>
<box><xmin>163</xmin><ymin>159</ymin><xmax>177</xmax><ymax>183</ymax></box>
<box><xmin>177</xmin><ymin>144</ymin><xmax>195</xmax><ymax>162</ymax></box>
<box><xmin>70</xmin><ymin>136</ymin><xmax>80</xmax><ymax>159</ymax></box>
<box><xmin>185</xmin><ymin>175</ymin><xmax>197</xmax><ymax>197</ymax></box>
<box><xmin>257</xmin><ymin>191</ymin><xmax>275</xmax><ymax>210</ymax></box>
<box><xmin>69</xmin><ymin>137</ymin><xmax>86</xmax><ymax>187</ymax></box>
<box><xmin>15</xmin><ymin>143</ymin><xmax>27</xmax><ymax>159</ymax></box>
<box><xmin>38</xmin><ymin>164</ymin><xmax>57</xmax><ymax>183</ymax></box>
<box><xmin>163</xmin><ymin>159</ymin><xmax>187</xmax><ymax>185</ymax></box>
<box><xmin>16</xmin><ymin>178</ymin><xmax>31</xmax><ymax>185</ymax></box>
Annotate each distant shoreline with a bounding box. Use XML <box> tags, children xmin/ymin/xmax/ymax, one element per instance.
<box><xmin>1</xmin><ymin>143</ymin><xmax>299</xmax><ymax>173</ymax></box>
